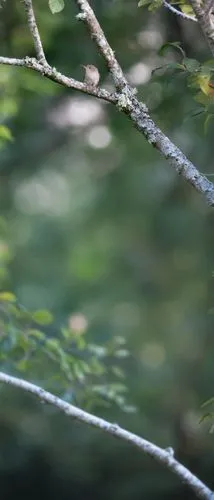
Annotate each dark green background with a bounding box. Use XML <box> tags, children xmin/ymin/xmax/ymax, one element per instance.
<box><xmin>0</xmin><ymin>0</ymin><xmax>214</xmax><ymax>498</ymax></box>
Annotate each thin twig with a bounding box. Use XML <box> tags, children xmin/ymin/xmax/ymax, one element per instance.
<box><xmin>162</xmin><ymin>0</ymin><xmax>197</xmax><ymax>21</ymax></box>
<box><xmin>0</xmin><ymin>371</ymin><xmax>212</xmax><ymax>500</ymax></box>
<box><xmin>22</xmin><ymin>0</ymin><xmax>47</xmax><ymax>63</ymax></box>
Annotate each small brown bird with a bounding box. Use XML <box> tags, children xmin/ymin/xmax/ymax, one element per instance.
<box><xmin>82</xmin><ymin>64</ymin><xmax>100</xmax><ymax>87</ymax></box>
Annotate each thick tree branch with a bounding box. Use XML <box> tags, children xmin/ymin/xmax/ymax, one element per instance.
<box><xmin>22</xmin><ymin>0</ymin><xmax>47</xmax><ymax>63</ymax></box>
<box><xmin>0</xmin><ymin>371</ymin><xmax>212</xmax><ymax>500</ymax></box>
<box><xmin>74</xmin><ymin>0</ymin><xmax>214</xmax><ymax>205</ymax></box>
<box><xmin>189</xmin><ymin>0</ymin><xmax>214</xmax><ymax>55</ymax></box>
<box><xmin>123</xmin><ymin>93</ymin><xmax>214</xmax><ymax>205</ymax></box>
<box><xmin>1</xmin><ymin>2</ymin><xmax>214</xmax><ymax>204</ymax></box>
<box><xmin>162</xmin><ymin>1</ymin><xmax>197</xmax><ymax>21</ymax></box>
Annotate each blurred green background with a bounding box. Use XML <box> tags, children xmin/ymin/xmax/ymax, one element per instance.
<box><xmin>0</xmin><ymin>0</ymin><xmax>214</xmax><ymax>498</ymax></box>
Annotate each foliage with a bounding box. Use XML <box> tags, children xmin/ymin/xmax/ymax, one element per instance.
<box><xmin>0</xmin><ymin>219</ymin><xmax>135</xmax><ymax>412</ymax></box>
<box><xmin>151</xmin><ymin>41</ymin><xmax>214</xmax><ymax>132</ymax></box>
<box><xmin>138</xmin><ymin>0</ymin><xmax>195</xmax><ymax>16</ymax></box>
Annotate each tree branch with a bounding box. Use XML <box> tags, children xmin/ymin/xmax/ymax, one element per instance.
<box><xmin>75</xmin><ymin>0</ymin><xmax>127</xmax><ymax>91</ymax></box>
<box><xmin>0</xmin><ymin>56</ymin><xmax>116</xmax><ymax>103</ymax></box>
<box><xmin>162</xmin><ymin>1</ymin><xmax>197</xmax><ymax>21</ymax></box>
<box><xmin>0</xmin><ymin>371</ymin><xmax>212</xmax><ymax>500</ymax></box>
<box><xmin>22</xmin><ymin>0</ymin><xmax>47</xmax><ymax>63</ymax></box>
<box><xmin>74</xmin><ymin>0</ymin><xmax>214</xmax><ymax>205</ymax></box>
<box><xmin>0</xmin><ymin>2</ymin><xmax>213</xmax><ymax>204</ymax></box>
<box><xmin>189</xmin><ymin>0</ymin><xmax>214</xmax><ymax>55</ymax></box>
<box><xmin>123</xmin><ymin>94</ymin><xmax>214</xmax><ymax>205</ymax></box>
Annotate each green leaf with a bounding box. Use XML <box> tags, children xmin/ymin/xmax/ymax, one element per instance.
<box><xmin>16</xmin><ymin>358</ymin><xmax>29</xmax><ymax>372</ymax></box>
<box><xmin>138</xmin><ymin>0</ymin><xmax>150</xmax><ymax>6</ymax></box>
<box><xmin>138</xmin><ymin>0</ymin><xmax>162</xmax><ymax>9</ymax></box>
<box><xmin>183</xmin><ymin>57</ymin><xmax>200</xmax><ymax>73</ymax></box>
<box><xmin>180</xmin><ymin>2</ymin><xmax>194</xmax><ymax>15</ymax></box>
<box><xmin>27</xmin><ymin>328</ymin><xmax>45</xmax><ymax>340</ymax></box>
<box><xmin>32</xmin><ymin>309</ymin><xmax>53</xmax><ymax>325</ymax></box>
<box><xmin>0</xmin><ymin>125</ymin><xmax>13</xmax><ymax>142</ymax></box>
<box><xmin>48</xmin><ymin>0</ymin><xmax>64</xmax><ymax>13</ymax></box>
<box><xmin>0</xmin><ymin>291</ymin><xmax>16</xmax><ymax>302</ymax></box>
<box><xmin>45</xmin><ymin>338</ymin><xmax>60</xmax><ymax>350</ymax></box>
<box><xmin>159</xmin><ymin>41</ymin><xmax>186</xmax><ymax>58</ymax></box>
<box><xmin>88</xmin><ymin>344</ymin><xmax>107</xmax><ymax>358</ymax></box>
<box><xmin>201</xmin><ymin>59</ymin><xmax>214</xmax><ymax>70</ymax></box>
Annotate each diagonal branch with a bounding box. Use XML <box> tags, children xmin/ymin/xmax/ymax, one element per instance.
<box><xmin>74</xmin><ymin>0</ymin><xmax>214</xmax><ymax>205</ymax></box>
<box><xmin>189</xmin><ymin>0</ymin><xmax>214</xmax><ymax>55</ymax></box>
<box><xmin>0</xmin><ymin>371</ymin><xmax>212</xmax><ymax>500</ymax></box>
<box><xmin>162</xmin><ymin>0</ymin><xmax>197</xmax><ymax>21</ymax></box>
<box><xmin>0</xmin><ymin>1</ymin><xmax>214</xmax><ymax>205</ymax></box>
<box><xmin>123</xmin><ymin>94</ymin><xmax>214</xmax><ymax>205</ymax></box>
<box><xmin>22</xmin><ymin>0</ymin><xmax>47</xmax><ymax>63</ymax></box>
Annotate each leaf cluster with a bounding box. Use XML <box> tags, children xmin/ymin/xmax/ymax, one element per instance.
<box><xmin>0</xmin><ymin>219</ymin><xmax>135</xmax><ymax>413</ymax></box>
<box><xmin>153</xmin><ymin>42</ymin><xmax>214</xmax><ymax>132</ymax></box>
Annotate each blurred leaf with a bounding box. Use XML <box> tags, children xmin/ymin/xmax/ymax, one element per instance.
<box><xmin>159</xmin><ymin>41</ymin><xmax>186</xmax><ymax>58</ymax></box>
<box><xmin>27</xmin><ymin>328</ymin><xmax>45</xmax><ymax>340</ymax></box>
<box><xmin>138</xmin><ymin>0</ymin><xmax>162</xmax><ymax>9</ymax></box>
<box><xmin>111</xmin><ymin>366</ymin><xmax>125</xmax><ymax>378</ymax></box>
<box><xmin>183</xmin><ymin>58</ymin><xmax>200</xmax><ymax>73</ymax></box>
<box><xmin>0</xmin><ymin>291</ymin><xmax>16</xmax><ymax>302</ymax></box>
<box><xmin>0</xmin><ymin>125</ymin><xmax>13</xmax><ymax>142</ymax></box>
<box><xmin>88</xmin><ymin>345</ymin><xmax>107</xmax><ymax>358</ymax></box>
<box><xmin>114</xmin><ymin>336</ymin><xmax>126</xmax><ymax>345</ymax></box>
<box><xmin>16</xmin><ymin>358</ymin><xmax>29</xmax><ymax>372</ymax></box>
<box><xmin>114</xmin><ymin>349</ymin><xmax>129</xmax><ymax>358</ymax></box>
<box><xmin>45</xmin><ymin>338</ymin><xmax>60</xmax><ymax>351</ymax></box>
<box><xmin>32</xmin><ymin>309</ymin><xmax>53</xmax><ymax>325</ymax></box>
<box><xmin>89</xmin><ymin>357</ymin><xmax>105</xmax><ymax>375</ymax></box>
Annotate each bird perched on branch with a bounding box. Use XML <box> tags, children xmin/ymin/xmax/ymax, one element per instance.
<box><xmin>82</xmin><ymin>64</ymin><xmax>100</xmax><ymax>87</ymax></box>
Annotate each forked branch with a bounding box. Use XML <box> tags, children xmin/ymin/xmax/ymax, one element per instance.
<box><xmin>0</xmin><ymin>0</ymin><xmax>212</xmax><ymax>203</ymax></box>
